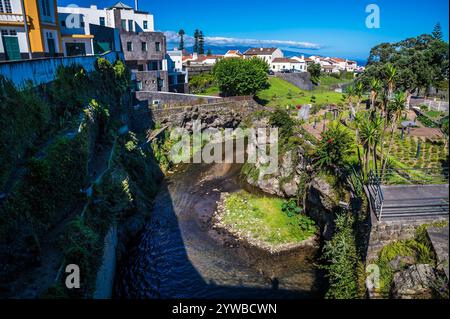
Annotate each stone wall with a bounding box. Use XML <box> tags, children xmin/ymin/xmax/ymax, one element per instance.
<box><xmin>275</xmin><ymin>73</ymin><xmax>314</xmax><ymax>91</ymax></box>
<box><xmin>365</xmin><ymin>217</ymin><xmax>449</xmax><ymax>262</ymax></box>
<box><xmin>129</xmin><ymin>97</ymin><xmax>259</xmax><ymax>132</ymax></box>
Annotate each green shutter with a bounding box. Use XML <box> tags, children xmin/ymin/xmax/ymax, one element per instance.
<box><xmin>2</xmin><ymin>36</ymin><xmax>21</xmax><ymax>61</ymax></box>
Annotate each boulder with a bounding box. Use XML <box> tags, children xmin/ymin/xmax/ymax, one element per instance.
<box><xmin>389</xmin><ymin>255</ymin><xmax>416</xmax><ymax>272</ymax></box>
<box><xmin>392</xmin><ymin>264</ymin><xmax>437</xmax><ymax>299</ymax></box>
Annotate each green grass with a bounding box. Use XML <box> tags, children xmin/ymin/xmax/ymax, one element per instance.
<box><xmin>256</xmin><ymin>77</ymin><xmax>345</xmax><ymax>107</ymax></box>
<box><xmin>221</xmin><ymin>191</ymin><xmax>316</xmax><ymax>245</ymax></box>
<box><xmin>198</xmin><ymin>86</ymin><xmax>220</xmax><ymax>96</ymax></box>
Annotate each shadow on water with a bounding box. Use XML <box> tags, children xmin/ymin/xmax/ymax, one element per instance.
<box><xmin>115</xmin><ymin>140</ymin><xmax>325</xmax><ymax>299</ymax></box>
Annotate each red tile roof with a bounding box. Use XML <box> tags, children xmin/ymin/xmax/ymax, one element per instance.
<box><xmin>272</xmin><ymin>58</ymin><xmax>301</xmax><ymax>63</ymax></box>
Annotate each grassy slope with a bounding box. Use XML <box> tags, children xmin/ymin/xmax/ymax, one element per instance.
<box><xmin>256</xmin><ymin>76</ymin><xmax>345</xmax><ymax>107</ymax></box>
<box><xmin>222</xmin><ymin>191</ymin><xmax>316</xmax><ymax>245</ymax></box>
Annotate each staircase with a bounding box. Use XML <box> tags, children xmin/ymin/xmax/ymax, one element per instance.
<box><xmin>380</xmin><ymin>196</ymin><xmax>449</xmax><ymax>222</ymax></box>
<box><xmin>367</xmin><ymin>176</ymin><xmax>449</xmax><ymax>222</ymax></box>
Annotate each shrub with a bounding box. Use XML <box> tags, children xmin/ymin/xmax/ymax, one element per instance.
<box><xmin>269</xmin><ymin>109</ymin><xmax>294</xmax><ymax>140</ymax></box>
<box><xmin>213</xmin><ymin>57</ymin><xmax>269</xmax><ymax>96</ymax></box>
<box><xmin>315</xmin><ymin>122</ymin><xmax>354</xmax><ymax>171</ymax></box>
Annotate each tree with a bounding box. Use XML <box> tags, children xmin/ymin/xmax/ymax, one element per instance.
<box><xmin>212</xmin><ymin>57</ymin><xmax>269</xmax><ymax>96</ymax></box>
<box><xmin>308</xmin><ymin>63</ymin><xmax>321</xmax><ymax>85</ymax></box>
<box><xmin>345</xmin><ymin>85</ymin><xmax>355</xmax><ymax>111</ymax></box>
<box><xmin>432</xmin><ymin>22</ymin><xmax>443</xmax><ymax>40</ymax></box>
<box><xmin>198</xmin><ymin>31</ymin><xmax>205</xmax><ymax>54</ymax></box>
<box><xmin>193</xmin><ymin>29</ymin><xmax>200</xmax><ymax>53</ymax></box>
<box><xmin>369</xmin><ymin>78</ymin><xmax>381</xmax><ymax>110</ymax></box>
<box><xmin>354</xmin><ymin>81</ymin><xmax>365</xmax><ymax>112</ymax></box>
<box><xmin>360</xmin><ymin>34</ymin><xmax>448</xmax><ymax>101</ymax></box>
<box><xmin>178</xmin><ymin>29</ymin><xmax>185</xmax><ymax>50</ymax></box>
<box><xmin>356</xmin><ymin>113</ymin><xmax>382</xmax><ymax>177</ymax></box>
<box><xmin>381</xmin><ymin>92</ymin><xmax>407</xmax><ymax>179</ymax></box>
<box><xmin>322</xmin><ymin>213</ymin><xmax>359</xmax><ymax>299</ymax></box>
<box><xmin>384</xmin><ymin>63</ymin><xmax>397</xmax><ymax>101</ymax></box>
<box><xmin>315</xmin><ymin>121</ymin><xmax>354</xmax><ymax>172</ymax></box>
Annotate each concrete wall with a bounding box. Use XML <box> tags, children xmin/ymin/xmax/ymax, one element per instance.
<box><xmin>275</xmin><ymin>73</ymin><xmax>314</xmax><ymax>91</ymax></box>
<box><xmin>135</xmin><ymin>70</ymin><xmax>169</xmax><ymax>92</ymax></box>
<box><xmin>129</xmin><ymin>95</ymin><xmax>259</xmax><ymax>132</ymax></box>
<box><xmin>120</xmin><ymin>31</ymin><xmax>166</xmax><ymax>65</ymax></box>
<box><xmin>0</xmin><ymin>51</ymin><xmax>122</xmax><ymax>87</ymax></box>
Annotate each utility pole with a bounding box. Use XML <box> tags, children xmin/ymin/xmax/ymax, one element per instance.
<box><xmin>20</xmin><ymin>0</ymin><xmax>32</xmax><ymax>59</ymax></box>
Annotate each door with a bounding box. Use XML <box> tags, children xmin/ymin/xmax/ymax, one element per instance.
<box><xmin>2</xmin><ymin>36</ymin><xmax>21</xmax><ymax>61</ymax></box>
<box><xmin>47</xmin><ymin>38</ymin><xmax>56</xmax><ymax>56</ymax></box>
<box><xmin>65</xmin><ymin>43</ymin><xmax>86</xmax><ymax>56</ymax></box>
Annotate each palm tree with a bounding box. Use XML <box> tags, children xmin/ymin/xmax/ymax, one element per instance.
<box><xmin>354</xmin><ymin>81</ymin><xmax>364</xmax><ymax>112</ymax></box>
<box><xmin>381</xmin><ymin>92</ymin><xmax>407</xmax><ymax>179</ymax></box>
<box><xmin>178</xmin><ymin>29</ymin><xmax>185</xmax><ymax>50</ymax></box>
<box><xmin>385</xmin><ymin>64</ymin><xmax>397</xmax><ymax>100</ymax></box>
<box><xmin>345</xmin><ymin>85</ymin><xmax>355</xmax><ymax>117</ymax></box>
<box><xmin>356</xmin><ymin>114</ymin><xmax>382</xmax><ymax>178</ymax></box>
<box><xmin>369</xmin><ymin>78</ymin><xmax>382</xmax><ymax>110</ymax></box>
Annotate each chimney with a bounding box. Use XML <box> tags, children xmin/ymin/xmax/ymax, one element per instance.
<box><xmin>135</xmin><ymin>0</ymin><xmax>138</xmax><ymax>11</ymax></box>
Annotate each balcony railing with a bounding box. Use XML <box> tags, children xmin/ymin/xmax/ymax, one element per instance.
<box><xmin>0</xmin><ymin>13</ymin><xmax>28</xmax><ymax>24</ymax></box>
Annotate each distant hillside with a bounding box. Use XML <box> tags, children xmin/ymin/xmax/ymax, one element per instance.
<box><xmin>167</xmin><ymin>43</ymin><xmax>367</xmax><ymax>66</ymax></box>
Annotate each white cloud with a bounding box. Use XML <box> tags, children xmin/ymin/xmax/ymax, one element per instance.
<box><xmin>162</xmin><ymin>31</ymin><xmax>322</xmax><ymax>50</ymax></box>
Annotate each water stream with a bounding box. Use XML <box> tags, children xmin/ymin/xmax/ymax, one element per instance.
<box><xmin>116</xmin><ymin>158</ymin><xmax>325</xmax><ymax>299</ymax></box>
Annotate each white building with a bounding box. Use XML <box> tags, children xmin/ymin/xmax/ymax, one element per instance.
<box><xmin>57</xmin><ymin>2</ymin><xmax>153</xmax><ymax>56</ymax></box>
<box><xmin>243</xmin><ymin>47</ymin><xmax>283</xmax><ymax>64</ymax></box>
<box><xmin>0</xmin><ymin>0</ymin><xmax>29</xmax><ymax>60</ymax></box>
<box><xmin>167</xmin><ymin>49</ymin><xmax>183</xmax><ymax>72</ymax></box>
<box><xmin>271</xmin><ymin>57</ymin><xmax>304</xmax><ymax>72</ymax></box>
<box><xmin>291</xmin><ymin>55</ymin><xmax>308</xmax><ymax>72</ymax></box>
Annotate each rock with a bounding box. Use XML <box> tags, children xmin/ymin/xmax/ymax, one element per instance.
<box><xmin>282</xmin><ymin>179</ymin><xmax>298</xmax><ymax>197</ymax></box>
<box><xmin>392</xmin><ymin>264</ymin><xmax>437</xmax><ymax>299</ymax></box>
<box><xmin>389</xmin><ymin>255</ymin><xmax>416</xmax><ymax>271</ymax></box>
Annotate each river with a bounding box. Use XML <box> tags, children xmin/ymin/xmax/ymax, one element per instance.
<box><xmin>115</xmin><ymin>157</ymin><xmax>325</xmax><ymax>299</ymax></box>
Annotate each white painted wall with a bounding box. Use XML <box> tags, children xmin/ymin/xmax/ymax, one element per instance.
<box><xmin>167</xmin><ymin>50</ymin><xmax>183</xmax><ymax>72</ymax></box>
<box><xmin>57</xmin><ymin>5</ymin><xmax>154</xmax><ymax>33</ymax></box>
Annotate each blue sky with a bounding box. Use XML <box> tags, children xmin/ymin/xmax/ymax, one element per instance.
<box><xmin>59</xmin><ymin>0</ymin><xmax>449</xmax><ymax>60</ymax></box>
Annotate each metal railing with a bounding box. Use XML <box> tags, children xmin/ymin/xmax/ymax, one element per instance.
<box><xmin>368</xmin><ymin>171</ymin><xmax>384</xmax><ymax>220</ymax></box>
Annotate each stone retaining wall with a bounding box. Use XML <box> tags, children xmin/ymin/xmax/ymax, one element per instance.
<box><xmin>366</xmin><ymin>217</ymin><xmax>449</xmax><ymax>262</ymax></box>
<box><xmin>129</xmin><ymin>97</ymin><xmax>259</xmax><ymax>132</ymax></box>
<box><xmin>275</xmin><ymin>73</ymin><xmax>314</xmax><ymax>91</ymax></box>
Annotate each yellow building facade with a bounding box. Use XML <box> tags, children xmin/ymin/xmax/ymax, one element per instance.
<box><xmin>1</xmin><ymin>0</ymin><xmax>62</xmax><ymax>61</ymax></box>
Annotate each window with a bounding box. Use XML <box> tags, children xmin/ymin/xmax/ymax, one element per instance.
<box><xmin>41</xmin><ymin>0</ymin><xmax>51</xmax><ymax>17</ymax></box>
<box><xmin>128</xmin><ymin>20</ymin><xmax>133</xmax><ymax>32</ymax></box>
<box><xmin>0</xmin><ymin>0</ymin><xmax>12</xmax><ymax>13</ymax></box>
<box><xmin>155</xmin><ymin>42</ymin><xmax>160</xmax><ymax>52</ymax></box>
<box><xmin>61</xmin><ymin>20</ymin><xmax>66</xmax><ymax>27</ymax></box>
<box><xmin>143</xmin><ymin>20</ymin><xmax>148</xmax><ymax>29</ymax></box>
<box><xmin>126</xmin><ymin>42</ymin><xmax>133</xmax><ymax>52</ymax></box>
<box><xmin>99</xmin><ymin>17</ymin><xmax>105</xmax><ymax>26</ymax></box>
<box><xmin>1</xmin><ymin>30</ymin><xmax>8</xmax><ymax>36</ymax></box>
<box><xmin>9</xmin><ymin>29</ymin><xmax>16</xmax><ymax>35</ymax></box>
<box><xmin>121</xmin><ymin>19</ymin><xmax>126</xmax><ymax>30</ymax></box>
<box><xmin>141</xmin><ymin>42</ymin><xmax>147</xmax><ymax>52</ymax></box>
